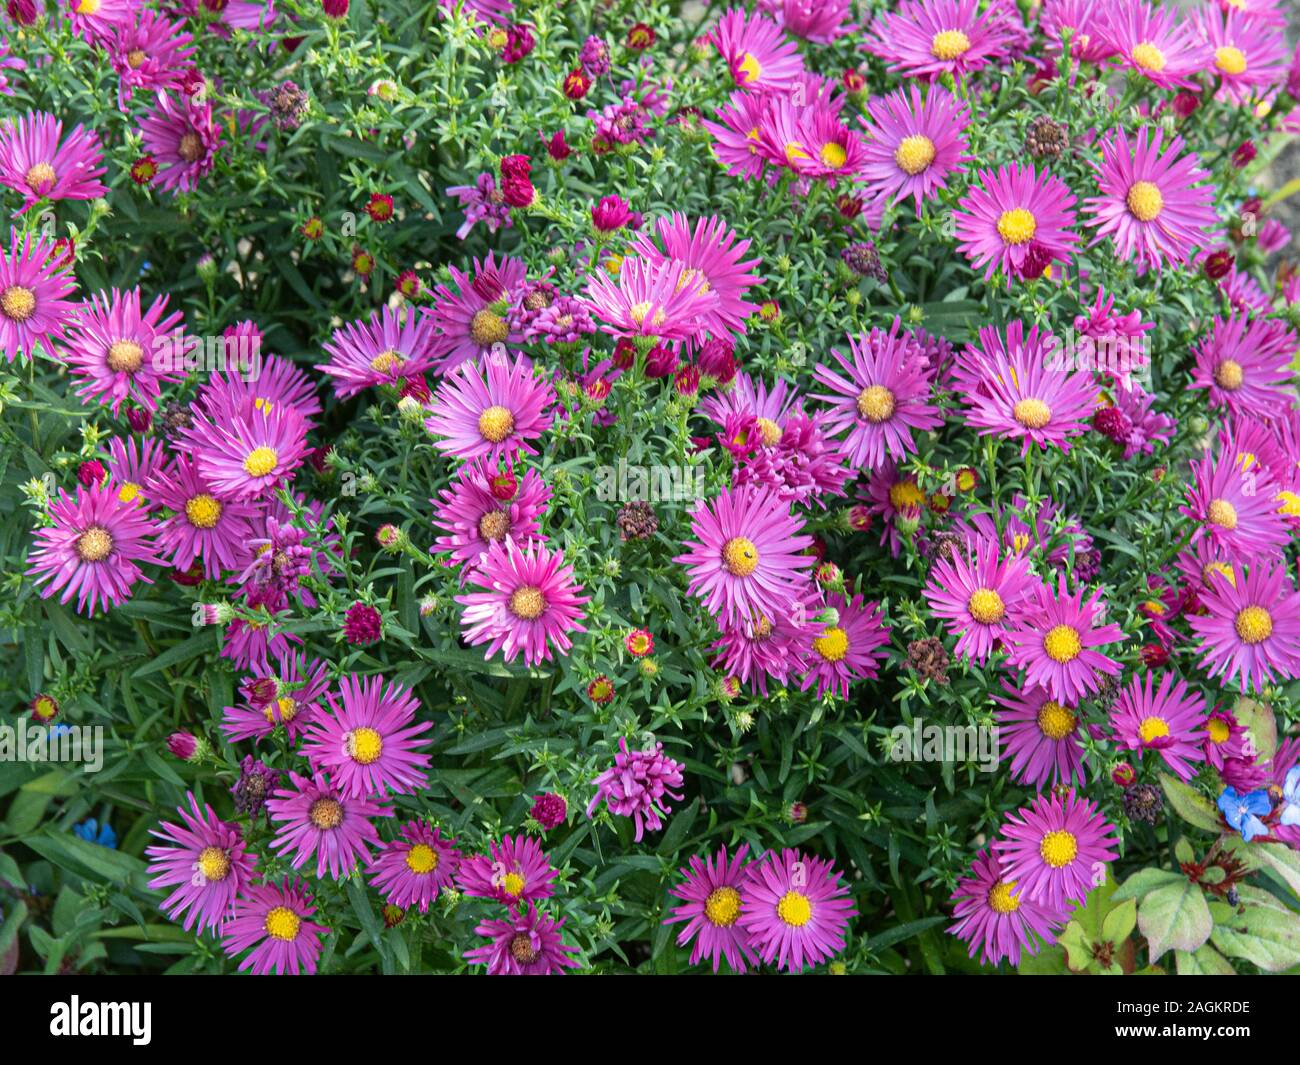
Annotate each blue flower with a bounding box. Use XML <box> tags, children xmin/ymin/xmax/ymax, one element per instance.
<box><xmin>72</xmin><ymin>819</ymin><xmax>117</xmax><ymax>849</ymax></box>
<box><xmin>1218</xmin><ymin>787</ymin><xmax>1271</xmax><ymax>842</ymax></box>
<box><xmin>1281</xmin><ymin>766</ymin><xmax>1300</xmax><ymax>830</ymax></box>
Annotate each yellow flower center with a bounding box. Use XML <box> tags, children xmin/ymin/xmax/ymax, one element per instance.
<box><xmin>127</xmin><ymin>48</ymin><xmax>145</xmax><ymax>69</ymax></box>
<box><xmin>1039</xmin><ymin>830</ymin><xmax>1078</xmax><ymax>868</ymax></box>
<box><xmin>1138</xmin><ymin>716</ymin><xmax>1170</xmax><ymax>744</ymax></box>
<box><xmin>1213</xmin><ymin>359</ymin><xmax>1244</xmax><ymax>391</ymax></box>
<box><xmin>405</xmin><ymin>843</ymin><xmax>439</xmax><ymax>874</ymax></box>
<box><xmin>737</xmin><ymin>52</ymin><xmax>761</xmax><ymax>84</ymax></box>
<box><xmin>1037</xmin><ymin>700</ymin><xmax>1076</xmax><ymax>740</ymax></box>
<box><xmin>118</xmin><ymin>481</ymin><xmax>141</xmax><ymax>504</ymax></box>
<box><xmin>106</xmin><ymin>339</ymin><xmax>144</xmax><ymax>374</ymax></box>
<box><xmin>509</xmin><ymin>585</ymin><xmax>546</xmax><ymax>620</ymax></box>
<box><xmin>478</xmin><ymin>509</ymin><xmax>510</xmax><ymax>541</ymax></box>
<box><xmin>0</xmin><ymin>284</ymin><xmax>36</xmax><ymax>322</ymax></box>
<box><xmin>309</xmin><ymin>798</ymin><xmax>344</xmax><ymax>830</ymax></box>
<box><xmin>1126</xmin><ymin>180</ymin><xmax>1164</xmax><ymax>222</ymax></box>
<box><xmin>1234</xmin><ymin>605</ymin><xmax>1273</xmax><ymax>644</ymax></box>
<box><xmin>501</xmin><ymin>871</ymin><xmax>526</xmax><ymax>897</ymax></box>
<box><xmin>75</xmin><ymin>526</ymin><xmax>113</xmax><ymax>562</ymax></box>
<box><xmin>997</xmin><ymin>208</ymin><xmax>1037</xmax><ymax>246</ymax></box>
<box><xmin>819</xmin><ymin>142</ymin><xmax>847</xmax><ymax>168</ymax></box>
<box><xmin>628</xmin><ymin>301</ymin><xmax>666</xmax><ymax>328</ymax></box>
<box><xmin>243</xmin><ymin>447</ymin><xmax>278</xmax><ymax>478</ymax></box>
<box><xmin>967</xmin><ymin>588</ymin><xmax>1006</xmax><ymax>624</ymax></box>
<box><xmin>1132</xmin><ymin>41</ymin><xmax>1166</xmax><ymax>72</ymax></box>
<box><xmin>197</xmin><ymin>845</ymin><xmax>231</xmax><ymax>882</ymax></box>
<box><xmin>477</xmin><ymin>405</ymin><xmax>515</xmax><ymax>443</ymax></box>
<box><xmin>1207</xmin><ymin>718</ymin><xmax>1231</xmax><ymax>745</ymax></box>
<box><xmin>856</xmin><ymin>384</ymin><xmax>896</xmax><ymax>423</ymax></box>
<box><xmin>263</xmin><ymin>696</ymin><xmax>298</xmax><ymax>724</ymax></box>
<box><xmin>1277</xmin><ymin>490</ymin><xmax>1300</xmax><ymax>517</ymax></box>
<box><xmin>346</xmin><ymin>726</ymin><xmax>383</xmax><ymax>765</ymax></box>
<box><xmin>1012</xmin><ymin>398</ymin><xmax>1052</xmax><ymax>430</ymax></box>
<box><xmin>1204</xmin><ymin>561</ymin><xmax>1236</xmax><ymax>588</ymax></box>
<box><xmin>814</xmin><ymin>626</ymin><xmax>849</xmax><ymax>662</ymax></box>
<box><xmin>76</xmin><ymin>0</ymin><xmax>100</xmax><ymax>13</ymax></box>
<box><xmin>264</xmin><ymin>905</ymin><xmax>301</xmax><ymax>942</ymax></box>
<box><xmin>894</xmin><ymin>135</ymin><xmax>937</xmax><ymax>176</ymax></box>
<box><xmin>185</xmin><ymin>493</ymin><xmax>223</xmax><ymax>529</ymax></box>
<box><xmin>1043</xmin><ymin>624</ymin><xmax>1082</xmax><ymax>663</ymax></box>
<box><xmin>930</xmin><ymin>29</ymin><xmax>971</xmax><ymax>61</ymax></box>
<box><xmin>776</xmin><ymin>889</ymin><xmax>812</xmax><ymax>927</ymax></box>
<box><xmin>722</xmin><ymin>536</ymin><xmax>759</xmax><ymax>577</ymax></box>
<box><xmin>1206</xmin><ymin>499</ymin><xmax>1237</xmax><ymax>530</ymax></box>
<box><xmin>988</xmin><ymin>880</ymin><xmax>1021</xmax><ymax>914</ymax></box>
<box><xmin>889</xmin><ymin>480</ymin><xmax>925</xmax><ymax>510</ymax></box>
<box><xmin>469</xmin><ymin>309</ymin><xmax>509</xmax><ymax>347</ymax></box>
<box><xmin>1215</xmin><ymin>46</ymin><xmax>1247</xmax><ymax>76</ymax></box>
<box><xmin>24</xmin><ymin>161</ymin><xmax>56</xmax><ymax>193</ymax></box>
<box><xmin>369</xmin><ymin>348</ymin><xmax>405</xmax><ymax>374</ymax></box>
<box><xmin>704</xmin><ymin>886</ymin><xmax>742</xmax><ymax>927</ymax></box>
<box><xmin>755</xmin><ymin>417</ymin><xmax>782</xmax><ymax>447</ymax></box>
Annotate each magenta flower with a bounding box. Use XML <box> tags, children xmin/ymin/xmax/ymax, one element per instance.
<box><xmin>424</xmin><ymin>252</ymin><xmax>528</xmax><ymax>374</ymax></box>
<box><xmin>302</xmin><ymin>674</ymin><xmax>433</xmax><ymax>799</ymax></box>
<box><xmin>948</xmin><ymin>846</ymin><xmax>1065</xmax><ymax>968</ymax></box>
<box><xmin>738</xmin><ymin>848</ymin><xmax>855</xmax><ymax>973</ymax></box>
<box><xmin>457</xmin><ymin>833</ymin><xmax>559</xmax><ymax>906</ymax></box>
<box><xmin>267</xmin><ymin>770</ymin><xmax>392</xmax><ymax>881</ymax></box>
<box><xmin>586</xmin><ymin>737</ymin><xmax>686</xmax><ymax>842</ymax></box>
<box><xmin>992</xmin><ymin>791</ymin><xmax>1119</xmax><ymax>908</ymax></box>
<box><xmin>318</xmin><ymin>306</ymin><xmax>438</xmax><ymax>399</ymax></box>
<box><xmin>1005</xmin><ymin>575</ymin><xmax>1124</xmax><ymax>704</ymax></box>
<box><xmin>0</xmin><ymin>227</ymin><xmax>78</xmax><ymax>362</ymax></box>
<box><xmin>1195</xmin><ymin>5</ymin><xmax>1289</xmax><ymax>105</ymax></box>
<box><xmin>665</xmin><ymin>843</ymin><xmax>758</xmax><ymax>973</ymax></box>
<box><xmin>994</xmin><ymin>682</ymin><xmax>1087</xmax><ymax>790</ymax></box>
<box><xmin>0</xmin><ymin>110</ymin><xmax>106</xmax><ymax>212</ymax></box>
<box><xmin>709</xmin><ymin>6</ymin><xmax>805</xmax><ymax>91</ymax></box>
<box><xmin>925</xmin><ymin>538</ymin><xmax>1038</xmax><ymax>665</ymax></box>
<box><xmin>107</xmin><ymin>10</ymin><xmax>196</xmax><ymax>110</ymax></box>
<box><xmin>954</xmin><ymin>162</ymin><xmax>1079</xmax><ymax>285</ymax></box>
<box><xmin>1039</xmin><ymin>0</ymin><xmax>1117</xmax><ymax>64</ymax></box>
<box><xmin>865</xmin><ymin>0</ymin><xmax>1016</xmax><ymax>82</ymax></box>
<box><xmin>1190</xmin><ymin>313</ymin><xmax>1297</xmax><ymax>418</ymax></box>
<box><xmin>221</xmin><ymin>653</ymin><xmax>330</xmax><ymax>746</ymax></box>
<box><xmin>1181</xmin><ymin>446</ymin><xmax>1289</xmax><ymax>561</ymax></box>
<box><xmin>145</xmin><ymin>793</ymin><xmax>256</xmax><ymax>934</ymax></box>
<box><xmin>1102</xmin><ymin>0</ymin><xmax>1213</xmax><ymax>90</ymax></box>
<box><xmin>1188</xmin><ymin>560</ymin><xmax>1300</xmax><ymax>694</ymax></box>
<box><xmin>464</xmin><ymin>903</ymin><xmax>581</xmax><ymax>976</ymax></box>
<box><xmin>431</xmin><ymin>457</ymin><xmax>550</xmax><ymax>574</ymax></box>
<box><xmin>1110</xmin><ymin>672</ymin><xmax>1208</xmax><ymax>782</ymax></box>
<box><xmin>140</xmin><ymin>90</ymin><xmax>221</xmax><ymax>193</ymax></box>
<box><xmin>150</xmin><ymin>455</ymin><xmax>258</xmax><ymax>579</ymax></box>
<box><xmin>221</xmin><ymin>878</ymin><xmax>327</xmax><ymax>976</ymax></box>
<box><xmin>857</xmin><ymin>84</ymin><xmax>971</xmax><ymax>216</ymax></box>
<box><xmin>711</xmin><ymin>587</ymin><xmax>819</xmax><ymax>696</ymax></box>
<box><xmin>800</xmin><ymin>592</ymin><xmax>891</xmax><ymax>699</ymax></box>
<box><xmin>368</xmin><ymin>821</ymin><xmax>460</xmax><ymax>914</ymax></box>
<box><xmin>582</xmin><ymin>256</ymin><xmax>717</xmax><ymax>343</ymax></box>
<box><xmin>425</xmin><ymin>354</ymin><xmax>554</xmax><ymax>465</ymax></box>
<box><xmin>182</xmin><ymin>401</ymin><xmax>310</xmax><ymax>502</ymax></box>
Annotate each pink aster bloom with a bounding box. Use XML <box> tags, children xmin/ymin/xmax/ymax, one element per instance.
<box><xmin>183</xmin><ymin>401</ymin><xmax>309</xmax><ymax>502</ymax></box>
<box><xmin>425</xmin><ymin>354</ymin><xmax>554</xmax><ymax>465</ymax></box>
<box><xmin>302</xmin><ymin>674</ymin><xmax>432</xmax><ymax>799</ymax></box>
<box><xmin>106</xmin><ymin>434</ymin><xmax>171</xmax><ymax>511</ymax></box>
<box><xmin>63</xmin><ymin>0</ymin><xmax>135</xmax><ymax>44</ymax></box>
<box><xmin>1110</xmin><ymin>671</ymin><xmax>1208</xmax><ymax>782</ymax></box>
<box><xmin>1188</xmin><ymin>560</ymin><xmax>1300</xmax><ymax>694</ymax></box>
<box><xmin>1203</xmin><ymin>707</ymin><xmax>1248</xmax><ymax>770</ymax></box>
<box><xmin>221</xmin><ymin>653</ymin><xmax>331</xmax><ymax>746</ymax></box>
<box><xmin>955</xmin><ymin>320</ymin><xmax>1099</xmax><ymax>455</ymax></box>
<box><xmin>0</xmin><ymin>110</ymin><xmax>106</xmax><ymax>212</ymax></box>
<box><xmin>703</xmin><ymin>90</ymin><xmax>772</xmax><ymax>181</ymax></box>
<box><xmin>582</xmin><ymin>256</ymin><xmax>717</xmax><ymax>343</ymax></box>
<box><xmin>456</xmin><ymin>536</ymin><xmax>589</xmax><ymax>666</ymax></box>
<box><xmin>738</xmin><ymin>848</ymin><xmax>855</xmax><ymax>973</ymax></box>
<box><xmin>464</xmin><ymin>903</ymin><xmax>581</xmax><ymax>976</ymax></box>
<box><xmin>992</xmin><ymin>791</ymin><xmax>1119</xmax><ymax>908</ymax></box>
<box><xmin>318</xmin><ymin>305</ymin><xmax>439</xmax><ymax>399</ymax></box>
<box><xmin>1101</xmin><ymin>0</ymin><xmax>1213</xmax><ymax>90</ymax></box>
<box><xmin>1195</xmin><ymin>5</ymin><xmax>1288</xmax><ymax>105</ymax></box>
<box><xmin>586</xmin><ymin>737</ymin><xmax>686</xmax><ymax>842</ymax></box>
<box><xmin>665</xmin><ymin>843</ymin><xmax>758</xmax><ymax>974</ymax></box>
<box><xmin>1005</xmin><ymin>575</ymin><xmax>1124</xmax><ymax>704</ymax></box>
<box><xmin>457</xmin><ymin>833</ymin><xmax>558</xmax><ymax>907</ymax></box>
<box><xmin>924</xmin><ymin>538</ymin><xmax>1038</xmax><ymax>664</ymax></box>
<box><xmin>446</xmin><ymin>172</ymin><xmax>513</xmax><ymax>240</ymax></box>
<box><xmin>675</xmin><ymin>485</ymin><xmax>814</xmax><ymax>632</ymax></box>
<box><xmin>954</xmin><ymin>162</ymin><xmax>1079</xmax><ymax>286</ymax></box>
<box><xmin>800</xmin><ymin>592</ymin><xmax>891</xmax><ymax>699</ymax></box>
<box><xmin>146</xmin><ymin>793</ymin><xmax>257</xmax><ymax>934</ymax></box>
<box><xmin>149</xmin><ymin>455</ymin><xmax>258</xmax><ymax>578</ymax></box>
<box><xmin>1039</xmin><ymin>0</ymin><xmax>1117</xmax><ymax>64</ymax></box>
<box><xmin>61</xmin><ymin>287</ymin><xmax>186</xmax><ymax>415</ymax></box>
<box><xmin>711</xmin><ymin>586</ymin><xmax>819</xmax><ymax>695</ymax></box>
<box><xmin>994</xmin><ymin>681</ymin><xmax>1087</xmax><ymax>790</ymax></box>
<box><xmin>857</xmin><ymin>85</ymin><xmax>971</xmax><ymax>216</ymax></box>
<box><xmin>139</xmin><ymin>91</ymin><xmax>222</xmax><ymax>194</ymax></box>
<box><xmin>865</xmin><ymin>0</ymin><xmax>1015</xmax><ymax>82</ymax></box>
<box><xmin>1181</xmin><ymin>446</ymin><xmax>1289</xmax><ymax>561</ymax></box>
<box><xmin>432</xmin><ymin>457</ymin><xmax>550</xmax><ymax>574</ymax></box>
<box><xmin>0</xmin><ymin>227</ymin><xmax>78</xmax><ymax>362</ymax></box>
<box><xmin>1190</xmin><ymin>313</ymin><xmax>1297</xmax><ymax>418</ymax></box>
<box><xmin>812</xmin><ymin>318</ymin><xmax>943</xmax><ymax>469</ymax></box>
<box><xmin>267</xmin><ymin>770</ymin><xmax>392</xmax><ymax>881</ymax></box>
<box><xmin>948</xmin><ymin>846</ymin><xmax>1065</xmax><ymax>967</ymax></box>
<box><xmin>368</xmin><ymin>821</ymin><xmax>460</xmax><ymax>913</ymax></box>
<box><xmin>425</xmin><ymin>252</ymin><xmax>528</xmax><ymax>374</ymax></box>
<box><xmin>108</xmin><ymin>10</ymin><xmax>195</xmax><ymax>110</ymax></box>
<box><xmin>28</xmin><ymin>482</ymin><xmax>158</xmax><ymax>616</ymax></box>
<box><xmin>709</xmin><ymin>6</ymin><xmax>805</xmax><ymax>91</ymax></box>
<box><xmin>762</xmin><ymin>0</ymin><xmax>855</xmax><ymax>43</ymax></box>
<box><xmin>1084</xmin><ymin>126</ymin><xmax>1217</xmax><ymax>272</ymax></box>
<box><xmin>221</xmin><ymin>878</ymin><xmax>327</xmax><ymax>976</ymax></box>
<box><xmin>757</xmin><ymin>96</ymin><xmax>867</xmax><ymax>180</ymax></box>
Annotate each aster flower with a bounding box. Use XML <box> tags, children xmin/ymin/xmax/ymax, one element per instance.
<box><xmin>63</xmin><ymin>0</ymin><xmax>135</xmax><ymax>44</ymax></box>
<box><xmin>28</xmin><ymin>482</ymin><xmax>159</xmax><ymax>616</ymax></box>
<box><xmin>432</xmin><ymin>458</ymin><xmax>550</xmax><ymax>573</ymax></box>
<box><xmin>953</xmin><ymin>492</ymin><xmax>1092</xmax><ymax>572</ymax></box>
<box><xmin>1039</xmin><ymin>0</ymin><xmax>1117</xmax><ymax>64</ymax></box>
<box><xmin>446</xmin><ymin>172</ymin><xmax>513</xmax><ymax>240</ymax></box>
<box><xmin>812</xmin><ymin>319</ymin><xmax>943</xmax><ymax>468</ymax></box>
<box><xmin>1181</xmin><ymin>446</ymin><xmax>1289</xmax><ymax>561</ymax></box>
<box><xmin>865</xmin><ymin>0</ymin><xmax>1015</xmax><ymax>82</ymax></box>
<box><xmin>801</xmin><ymin>592</ymin><xmax>891</xmax><ymax>699</ymax></box>
<box><xmin>924</xmin><ymin>538</ymin><xmax>1038</xmax><ymax>665</ymax></box>
<box><xmin>857</xmin><ymin>85</ymin><xmax>971</xmax><ymax>216</ymax></box>
<box><xmin>665</xmin><ymin>843</ymin><xmax>758</xmax><ymax>974</ymax></box>
<box><xmin>139</xmin><ymin>91</ymin><xmax>221</xmax><ymax>194</ymax></box>
<box><xmin>149</xmin><ymin>455</ymin><xmax>258</xmax><ymax>578</ymax></box>
<box><xmin>953</xmin><ymin>162</ymin><xmax>1079</xmax><ymax>286</ymax></box>
<box><xmin>1195</xmin><ymin>5</ymin><xmax>1288</xmax><ymax>105</ymax></box>
<box><xmin>0</xmin><ymin>110</ymin><xmax>106</xmax><ymax>212</ymax></box>
<box><xmin>456</xmin><ymin>536</ymin><xmax>588</xmax><ymax>666</ymax></box>
<box><xmin>995</xmin><ymin>682</ymin><xmax>1087</xmax><ymax>790</ymax></box>
<box><xmin>955</xmin><ymin>321</ymin><xmax>1099</xmax><ymax>455</ymax></box>
<box><xmin>1102</xmin><ymin>0</ymin><xmax>1213</xmax><ymax>90</ymax></box>
<box><xmin>108</xmin><ymin>10</ymin><xmax>195</xmax><ymax>110</ymax></box>
<box><xmin>1005</xmin><ymin>575</ymin><xmax>1124</xmax><ymax>704</ymax></box>
<box><xmin>1188</xmin><ymin>560</ymin><xmax>1300</xmax><ymax>693</ymax></box>
<box><xmin>948</xmin><ymin>846</ymin><xmax>1065</xmax><ymax>967</ymax></box>
<box><xmin>709</xmin><ymin>6</ymin><xmax>805</xmax><ymax>91</ymax></box>
<box><xmin>457</xmin><ymin>833</ymin><xmax>558</xmax><ymax>906</ymax></box>
<box><xmin>583</xmin><ymin>256</ymin><xmax>717</xmax><ymax>343</ymax></box>
<box><xmin>1111</xmin><ymin>672</ymin><xmax>1207</xmax><ymax>782</ymax></box>
<box><xmin>1203</xmin><ymin>707</ymin><xmax>1248</xmax><ymax>770</ymax></box>
<box><xmin>425</xmin><ymin>354</ymin><xmax>554</xmax><ymax>465</ymax></box>
<box><xmin>267</xmin><ymin>770</ymin><xmax>392</xmax><ymax>881</ymax></box>
<box><xmin>1084</xmin><ymin>127</ymin><xmax>1217</xmax><ymax>273</ymax></box>
<box><xmin>1190</xmin><ymin>313</ymin><xmax>1296</xmax><ymax>418</ymax></box>
<box><xmin>861</xmin><ymin>462</ymin><xmax>926</xmax><ymax>557</ymax></box>
<box><xmin>757</xmin><ymin>96</ymin><xmax>867</xmax><ymax>181</ymax></box>
<box><xmin>711</xmin><ymin>588</ymin><xmax>819</xmax><ymax>695</ymax></box>
<box><xmin>145</xmin><ymin>793</ymin><xmax>256</xmax><ymax>934</ymax></box>
<box><xmin>703</xmin><ymin>90</ymin><xmax>773</xmax><ymax>181</ymax></box>
<box><xmin>424</xmin><ymin>252</ymin><xmax>528</xmax><ymax>374</ymax></box>
<box><xmin>992</xmin><ymin>791</ymin><xmax>1118</xmax><ymax>908</ymax></box>
<box><xmin>318</xmin><ymin>305</ymin><xmax>439</xmax><ymax>399</ymax></box>
<box><xmin>675</xmin><ymin>485</ymin><xmax>813</xmax><ymax>632</ymax></box>
<box><xmin>182</xmin><ymin>401</ymin><xmax>310</xmax><ymax>502</ymax></box>
<box><xmin>586</xmin><ymin>737</ymin><xmax>686</xmax><ymax>842</ymax></box>
<box><xmin>106</xmin><ymin>434</ymin><xmax>170</xmax><ymax>511</ymax></box>
<box><xmin>221</xmin><ymin>653</ymin><xmax>330</xmax><ymax>745</ymax></box>
<box><xmin>464</xmin><ymin>903</ymin><xmax>581</xmax><ymax>976</ymax></box>
<box><xmin>0</xmin><ymin>227</ymin><xmax>77</xmax><ymax>362</ymax></box>
<box><xmin>221</xmin><ymin>878</ymin><xmax>327</xmax><ymax>976</ymax></box>
<box><xmin>368</xmin><ymin>821</ymin><xmax>460</xmax><ymax>913</ymax></box>
<box><xmin>302</xmin><ymin>674</ymin><xmax>432</xmax><ymax>799</ymax></box>
<box><xmin>738</xmin><ymin>848</ymin><xmax>854</xmax><ymax>973</ymax></box>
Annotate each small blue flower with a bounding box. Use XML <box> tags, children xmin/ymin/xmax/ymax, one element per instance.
<box><xmin>72</xmin><ymin>819</ymin><xmax>117</xmax><ymax>849</ymax></box>
<box><xmin>1218</xmin><ymin>787</ymin><xmax>1271</xmax><ymax>842</ymax></box>
<box><xmin>1281</xmin><ymin>766</ymin><xmax>1300</xmax><ymax>830</ymax></box>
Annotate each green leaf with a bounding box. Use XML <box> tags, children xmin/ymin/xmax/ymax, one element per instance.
<box><xmin>1058</xmin><ymin>921</ymin><xmax>1093</xmax><ymax>972</ymax></box>
<box><xmin>1102</xmin><ymin>897</ymin><xmax>1138</xmax><ymax>945</ymax></box>
<box><xmin>1017</xmin><ymin>944</ymin><xmax>1072</xmax><ymax>975</ymax></box>
<box><xmin>1210</xmin><ymin>886</ymin><xmax>1300</xmax><ymax>972</ymax></box>
<box><xmin>1232</xmin><ymin>697</ymin><xmax>1277</xmax><ymax>761</ymax></box>
<box><xmin>1158</xmin><ymin>772</ymin><xmax>1222</xmax><ymax>832</ymax></box>
<box><xmin>24</xmin><ymin>831</ymin><xmax>152</xmax><ymax>893</ymax></box>
<box><xmin>1174</xmin><ymin>944</ymin><xmax>1236</xmax><ymax>975</ymax></box>
<box><xmin>1138</xmin><ymin>879</ymin><xmax>1213</xmax><ymax>962</ymax></box>
<box><xmin>131</xmin><ymin>628</ymin><xmax>217</xmax><ymax>678</ymax></box>
<box><xmin>1112</xmin><ymin>867</ymin><xmax>1184</xmax><ymax>901</ymax></box>
<box><xmin>862</xmin><ymin>916</ymin><xmax>948</xmax><ymax>953</ymax></box>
